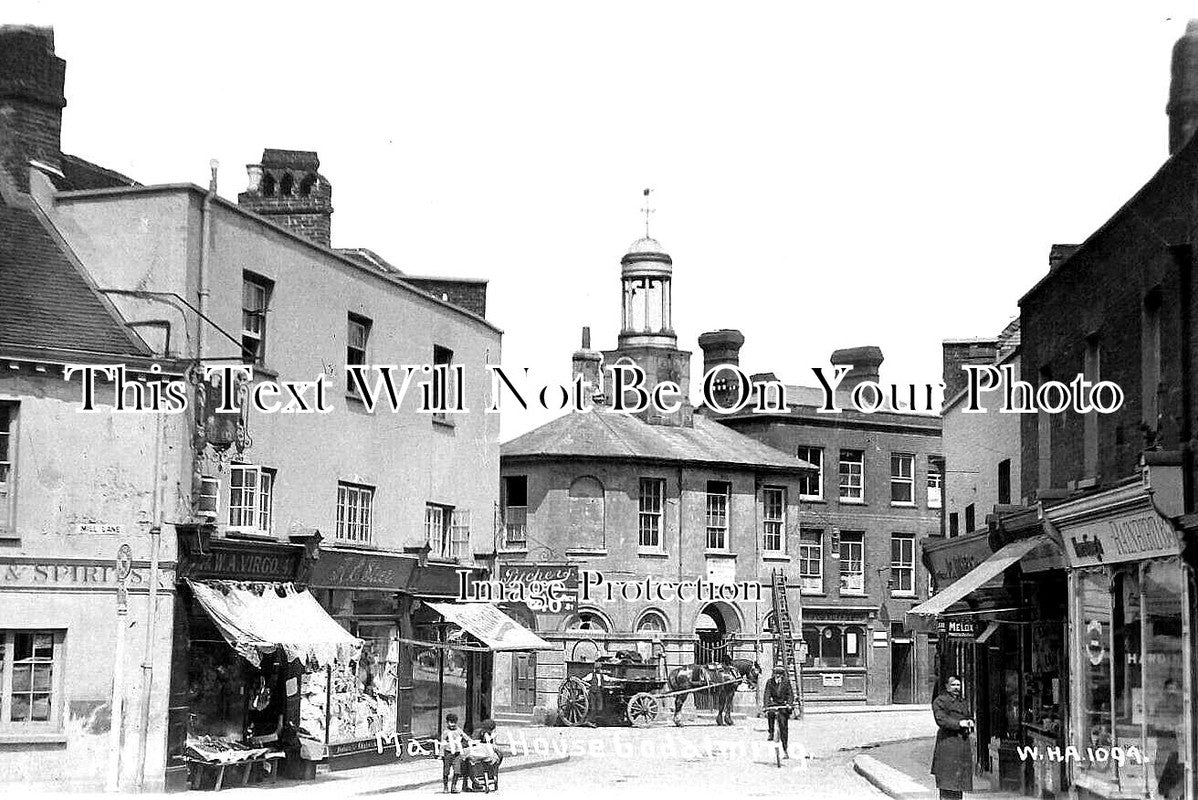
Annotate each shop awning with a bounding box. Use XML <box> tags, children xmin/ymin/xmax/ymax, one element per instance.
<box><xmin>187</xmin><ymin>579</ymin><xmax>363</xmax><ymax>669</ymax></box>
<box><xmin>426</xmin><ymin>602</ymin><xmax>554</xmax><ymax>651</ymax></box>
<box><xmin>907</xmin><ymin>534</ymin><xmax>1054</xmax><ymax>619</ymax></box>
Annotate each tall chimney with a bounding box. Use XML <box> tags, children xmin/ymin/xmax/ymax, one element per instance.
<box><xmin>237</xmin><ymin>149</ymin><xmax>334</xmax><ymax>247</ymax></box>
<box><xmin>1169</xmin><ymin>20</ymin><xmax>1198</xmax><ymax>155</ymax></box>
<box><xmin>830</xmin><ymin>346</ymin><xmax>884</xmax><ymax>396</ymax></box>
<box><xmin>0</xmin><ymin>26</ymin><xmax>66</xmax><ymax>189</ymax></box>
<box><xmin>698</xmin><ymin>329</ymin><xmax>745</xmax><ymax>406</ymax></box>
<box><xmin>571</xmin><ymin>326</ymin><xmax>605</xmax><ymax>405</ymax></box>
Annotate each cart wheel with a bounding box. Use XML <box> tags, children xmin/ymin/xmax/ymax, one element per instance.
<box><xmin>557</xmin><ymin>677</ymin><xmax>590</xmax><ymax>726</ymax></box>
<box><xmin>626</xmin><ymin>692</ymin><xmax>660</xmax><ymax>727</ymax></box>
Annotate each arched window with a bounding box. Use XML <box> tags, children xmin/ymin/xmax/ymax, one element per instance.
<box><xmin>564</xmin><ymin>610</ymin><xmax>609</xmax><ymax>633</ymax></box>
<box><xmin>298</xmin><ymin>173</ymin><xmax>317</xmax><ymax>197</ymax></box>
<box><xmin>279</xmin><ymin>172</ymin><xmax>295</xmax><ymax>196</ymax></box>
<box><xmin>567</xmin><ymin>476</ymin><xmax>604</xmax><ymax>550</ymax></box>
<box><xmin>636</xmin><ymin>610</ymin><xmax>668</xmax><ymax>634</ymax></box>
<box><xmin>261</xmin><ymin>174</ymin><xmax>276</xmax><ymax>197</ymax></box>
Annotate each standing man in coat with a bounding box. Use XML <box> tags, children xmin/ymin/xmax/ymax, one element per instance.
<box><xmin>931</xmin><ymin>675</ymin><xmax>974</xmax><ymax>799</ymax></box>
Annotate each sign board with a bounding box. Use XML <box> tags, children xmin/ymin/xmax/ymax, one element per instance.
<box><xmin>939</xmin><ymin>618</ymin><xmax>980</xmax><ymax>640</ymax></box>
<box><xmin>1061</xmin><ymin>506</ymin><xmax>1181</xmax><ymax>568</ymax></box>
<box><xmin>72</xmin><ymin>523</ymin><xmax>124</xmax><ymax>536</ymax></box>
<box><xmin>923</xmin><ymin>532</ymin><xmax>995</xmax><ymax>592</ymax></box>
<box><xmin>496</xmin><ymin>563</ymin><xmax>579</xmax><ymax>613</ymax></box>
<box><xmin>705</xmin><ymin>556</ymin><xmax>737</xmax><ymax>586</ymax></box>
<box><xmin>309</xmin><ymin>550</ymin><xmax>417</xmax><ymax>591</ymax></box>
<box><xmin>821</xmin><ymin>673</ymin><xmax>844</xmax><ymax>687</ymax></box>
<box><xmin>872</xmin><ymin>630</ymin><xmax>888</xmax><ymax>647</ymax></box>
<box><xmin>0</xmin><ymin>557</ymin><xmax>172</xmax><ymax>590</ymax></box>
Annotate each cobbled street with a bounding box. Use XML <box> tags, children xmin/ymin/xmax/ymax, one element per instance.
<box><xmin>431</xmin><ymin>709</ymin><xmax>936</xmax><ymax>800</ymax></box>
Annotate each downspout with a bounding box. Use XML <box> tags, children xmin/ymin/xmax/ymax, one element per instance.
<box><xmin>134</xmin><ymin>161</ymin><xmax>217</xmax><ymax>790</ymax></box>
<box><xmin>677</xmin><ymin>465</ymin><xmax>684</xmax><ymax>668</ymax></box>
<box><xmin>197</xmin><ymin>160</ymin><xmax>218</xmax><ymax>362</ymax></box>
<box><xmin>134</xmin><ymin>404</ymin><xmax>165</xmax><ymax>790</ymax></box>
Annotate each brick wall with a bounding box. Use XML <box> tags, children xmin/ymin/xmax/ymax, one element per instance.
<box><xmin>402</xmin><ymin>277</ymin><xmax>488</xmax><ymax>318</ymax></box>
<box><xmin>1018</xmin><ymin>135</ymin><xmax>1198</xmax><ymax>503</ymax></box>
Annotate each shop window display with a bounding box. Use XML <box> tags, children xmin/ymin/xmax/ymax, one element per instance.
<box><xmin>1074</xmin><ymin>561</ymin><xmax>1192</xmax><ymax>799</ymax></box>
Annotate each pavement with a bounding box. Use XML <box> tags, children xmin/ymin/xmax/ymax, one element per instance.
<box><xmin>852</xmin><ymin>735</ymin><xmax>1026</xmax><ymax>800</ymax></box>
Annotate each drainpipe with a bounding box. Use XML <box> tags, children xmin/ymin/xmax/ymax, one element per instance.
<box><xmin>134</xmin><ymin>406</ymin><xmax>165</xmax><ymax>790</ymax></box>
<box><xmin>197</xmin><ymin>160</ymin><xmax>218</xmax><ymax>362</ymax></box>
<box><xmin>677</xmin><ymin>465</ymin><xmax>684</xmax><ymax>669</ymax></box>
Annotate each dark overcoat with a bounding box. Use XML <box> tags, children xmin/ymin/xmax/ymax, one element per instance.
<box><xmin>930</xmin><ymin>691</ymin><xmax>973</xmax><ymax>792</ymax></box>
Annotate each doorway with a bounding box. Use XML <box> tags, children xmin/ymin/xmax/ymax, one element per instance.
<box><xmin>512</xmin><ymin>652</ymin><xmax>537</xmax><ymax>712</ymax></box>
<box><xmin>891</xmin><ymin>638</ymin><xmax>914</xmax><ymax>704</ymax></box>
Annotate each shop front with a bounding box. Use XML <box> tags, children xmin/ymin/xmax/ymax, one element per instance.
<box><xmin>1045</xmin><ymin>480</ymin><xmax>1195</xmax><ymax>800</ymax></box>
<box><xmin>166</xmin><ymin>531</ymin><xmax>359</xmax><ymax>790</ymax></box>
<box><xmin>405</xmin><ymin>562</ymin><xmax>551</xmax><ymax>744</ymax></box>
<box><xmin>799</xmin><ymin>607</ymin><xmax>871</xmax><ymax>702</ymax></box>
<box><xmin>912</xmin><ymin>525</ymin><xmax>1067</xmax><ymax>795</ymax></box>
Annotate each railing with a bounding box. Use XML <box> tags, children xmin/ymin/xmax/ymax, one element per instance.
<box><xmin>503</xmin><ymin>506</ymin><xmax>528</xmax><ymax>544</ymax></box>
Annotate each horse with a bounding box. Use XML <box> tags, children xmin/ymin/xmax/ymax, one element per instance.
<box><xmin>666</xmin><ymin>658</ymin><xmax>761</xmax><ymax>726</ymax></box>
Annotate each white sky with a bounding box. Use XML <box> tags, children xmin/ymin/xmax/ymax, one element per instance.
<box><xmin>8</xmin><ymin>2</ymin><xmax>1196</xmax><ymax>438</ymax></box>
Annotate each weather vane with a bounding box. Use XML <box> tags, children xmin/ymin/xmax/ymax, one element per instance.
<box><xmin>640</xmin><ymin>188</ymin><xmax>654</xmax><ymax>238</ymax></box>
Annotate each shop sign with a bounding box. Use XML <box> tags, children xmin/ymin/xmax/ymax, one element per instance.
<box><xmin>822</xmin><ymin>673</ymin><xmax>844</xmax><ymax>687</ymax></box>
<box><xmin>309</xmin><ymin>550</ymin><xmax>417</xmax><ymax>591</ymax></box>
<box><xmin>1061</xmin><ymin>507</ymin><xmax>1180</xmax><ymax>568</ymax></box>
<box><xmin>0</xmin><ymin>557</ymin><xmax>173</xmax><ymax>590</ymax></box>
<box><xmin>871</xmin><ymin>631</ymin><xmax>888</xmax><ymax>647</ymax></box>
<box><xmin>939</xmin><ymin>619</ymin><xmax>980</xmax><ymax>640</ymax></box>
<box><xmin>182</xmin><ymin>544</ymin><xmax>302</xmax><ymax>582</ymax></box>
<box><xmin>496</xmin><ymin>564</ymin><xmax>579</xmax><ymax>613</ymax></box>
<box><xmin>924</xmin><ymin>533</ymin><xmax>995</xmax><ymax>591</ymax></box>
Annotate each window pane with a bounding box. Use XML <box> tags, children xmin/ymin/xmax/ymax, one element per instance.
<box><xmin>12</xmin><ymin>664</ymin><xmax>31</xmax><ymax>692</ymax></box>
<box><xmin>30</xmin><ymin>694</ymin><xmax>50</xmax><ymax>722</ymax></box>
<box><xmin>14</xmin><ymin>632</ymin><xmax>32</xmax><ymax>660</ymax></box>
<box><xmin>10</xmin><ymin>694</ymin><xmax>29</xmax><ymax>722</ymax></box>
<box><xmin>32</xmin><ymin>664</ymin><xmax>51</xmax><ymax>692</ymax></box>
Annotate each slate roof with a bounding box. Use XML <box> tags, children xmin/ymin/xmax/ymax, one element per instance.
<box><xmin>0</xmin><ymin>191</ymin><xmax>150</xmax><ymax>360</ymax></box>
<box><xmin>58</xmin><ymin>153</ymin><xmax>139</xmax><ymax>191</ymax></box>
<box><xmin>502</xmin><ymin>411</ymin><xmax>812</xmax><ymax>472</ymax></box>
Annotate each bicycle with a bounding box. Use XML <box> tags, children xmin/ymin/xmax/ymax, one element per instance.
<box><xmin>762</xmin><ymin>704</ymin><xmax>794</xmax><ymax>768</ymax></box>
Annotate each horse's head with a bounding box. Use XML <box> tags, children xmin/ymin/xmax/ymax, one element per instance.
<box><xmin>732</xmin><ymin>659</ymin><xmax>762</xmax><ymax>689</ymax></box>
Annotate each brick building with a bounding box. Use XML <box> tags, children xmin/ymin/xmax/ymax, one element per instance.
<box><xmin>911</xmin><ymin>22</ymin><xmax>1198</xmax><ymax>799</ymax></box>
<box><xmin>494</xmin><ymin>236</ymin><xmax>812</xmax><ymax>723</ymax></box>
<box><xmin>0</xmin><ymin>25</ymin><xmax>523</xmax><ymax>791</ymax></box>
<box><xmin>705</xmin><ymin>342</ymin><xmax>942</xmax><ymax>705</ymax></box>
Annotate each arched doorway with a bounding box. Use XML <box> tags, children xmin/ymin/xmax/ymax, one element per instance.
<box><xmin>693</xmin><ymin>601</ymin><xmax>741</xmax><ymax>664</ymax></box>
<box><xmin>693</xmin><ymin>602</ymin><xmax>742</xmax><ymax>710</ymax></box>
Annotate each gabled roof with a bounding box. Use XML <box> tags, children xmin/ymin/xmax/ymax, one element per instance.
<box><xmin>57</xmin><ymin>153</ymin><xmax>139</xmax><ymax>191</ymax></box>
<box><xmin>502</xmin><ymin>411</ymin><xmax>812</xmax><ymax>472</ymax></box>
<box><xmin>0</xmin><ymin>189</ymin><xmax>151</xmax><ymax>361</ymax></box>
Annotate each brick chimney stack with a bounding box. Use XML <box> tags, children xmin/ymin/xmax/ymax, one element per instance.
<box><xmin>0</xmin><ymin>25</ymin><xmax>66</xmax><ymax>189</ymax></box>
<box><xmin>830</xmin><ymin>346</ymin><xmax>884</xmax><ymax>396</ymax></box>
<box><xmin>698</xmin><ymin>329</ymin><xmax>746</xmax><ymax>406</ymax></box>
<box><xmin>1169</xmin><ymin>20</ymin><xmax>1198</xmax><ymax>155</ymax></box>
<box><xmin>237</xmin><ymin>149</ymin><xmax>334</xmax><ymax>247</ymax></box>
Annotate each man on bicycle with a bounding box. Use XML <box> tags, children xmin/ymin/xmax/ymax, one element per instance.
<box><xmin>763</xmin><ymin>666</ymin><xmax>794</xmax><ymax>759</ymax></box>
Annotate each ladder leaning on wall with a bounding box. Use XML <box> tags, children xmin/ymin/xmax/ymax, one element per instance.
<box><xmin>769</xmin><ymin>568</ymin><xmax>803</xmax><ymax>719</ymax></box>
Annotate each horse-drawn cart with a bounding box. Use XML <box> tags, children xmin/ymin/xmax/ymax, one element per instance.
<box><xmin>556</xmin><ymin>653</ymin><xmax>665</xmax><ymax>727</ymax></box>
<box><xmin>556</xmin><ymin>653</ymin><xmax>760</xmax><ymax>728</ymax></box>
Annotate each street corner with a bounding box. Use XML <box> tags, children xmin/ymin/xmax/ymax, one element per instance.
<box><xmin>852</xmin><ymin>754</ymin><xmax>934</xmax><ymax>800</ymax></box>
